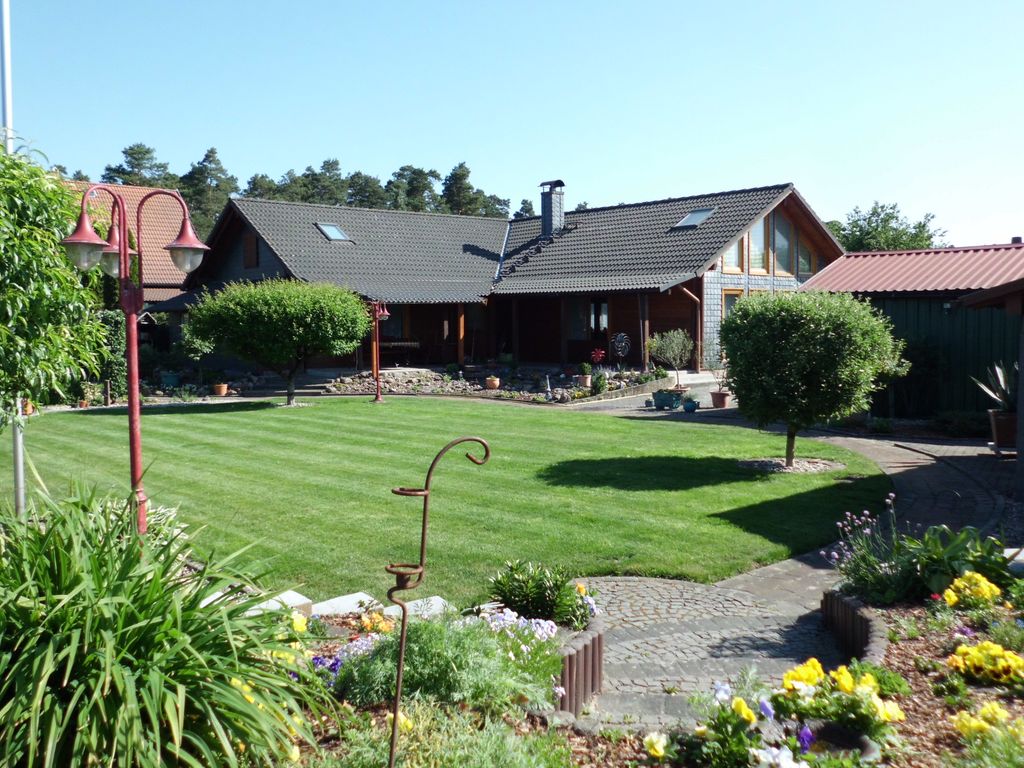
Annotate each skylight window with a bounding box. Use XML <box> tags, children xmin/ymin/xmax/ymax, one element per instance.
<box><xmin>672</xmin><ymin>207</ymin><xmax>716</xmax><ymax>229</ymax></box>
<box><xmin>316</xmin><ymin>222</ymin><xmax>349</xmax><ymax>241</ymax></box>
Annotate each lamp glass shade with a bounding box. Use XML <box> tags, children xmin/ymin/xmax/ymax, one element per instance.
<box><xmin>168</xmin><ymin>247</ymin><xmax>206</xmax><ymax>274</ymax></box>
<box><xmin>65</xmin><ymin>242</ymin><xmax>104</xmax><ymax>271</ymax></box>
<box><xmin>99</xmin><ymin>252</ymin><xmax>121</xmax><ymax>278</ymax></box>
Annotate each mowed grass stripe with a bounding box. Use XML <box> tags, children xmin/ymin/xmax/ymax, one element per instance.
<box><xmin>2</xmin><ymin>398</ymin><xmax>890</xmax><ymax>604</ymax></box>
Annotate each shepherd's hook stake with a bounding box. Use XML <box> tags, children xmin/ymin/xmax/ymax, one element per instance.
<box><xmin>384</xmin><ymin>436</ymin><xmax>490</xmax><ymax>768</ymax></box>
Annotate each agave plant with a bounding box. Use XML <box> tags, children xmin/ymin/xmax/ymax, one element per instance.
<box><xmin>972</xmin><ymin>361</ymin><xmax>1018</xmax><ymax>412</ymax></box>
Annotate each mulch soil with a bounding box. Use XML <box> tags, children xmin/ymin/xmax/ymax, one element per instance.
<box><xmin>881</xmin><ymin>604</ymin><xmax>1024</xmax><ymax>767</ymax></box>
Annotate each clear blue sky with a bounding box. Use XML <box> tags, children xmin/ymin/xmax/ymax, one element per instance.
<box><xmin>11</xmin><ymin>0</ymin><xmax>1023</xmax><ymax>245</ymax></box>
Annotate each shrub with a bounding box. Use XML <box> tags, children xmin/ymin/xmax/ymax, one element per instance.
<box><xmin>720</xmin><ymin>292</ymin><xmax>907</xmax><ymax>466</ymax></box>
<box><xmin>0</xmin><ymin>486</ymin><xmax>330</xmax><ymax>766</ymax></box>
<box><xmin>97</xmin><ymin>309</ymin><xmax>127</xmax><ymax>400</ymax></box>
<box><xmin>311</xmin><ymin>700</ymin><xmax>571</xmax><ymax>768</ymax></box>
<box><xmin>579</xmin><ymin>361</ymin><xmax>592</xmax><ymax>376</ymax></box>
<box><xmin>647</xmin><ymin>329</ymin><xmax>694</xmax><ymax>388</ymax></box>
<box><xmin>319</xmin><ymin>614</ymin><xmax>560</xmax><ymax>715</ymax></box>
<box><xmin>591</xmin><ymin>371</ymin><xmax>608</xmax><ymax>395</ymax></box>
<box><xmin>489</xmin><ymin>560</ymin><xmax>597</xmax><ymax>630</ymax></box>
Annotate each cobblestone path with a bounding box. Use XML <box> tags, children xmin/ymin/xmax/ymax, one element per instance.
<box><xmin>577</xmin><ymin>577</ymin><xmax>844</xmax><ymax>729</ymax></box>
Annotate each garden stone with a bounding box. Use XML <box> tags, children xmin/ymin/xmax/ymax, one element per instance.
<box><xmin>250</xmin><ymin>589</ymin><xmax>314</xmax><ymax>616</ymax></box>
<box><xmin>1005</xmin><ymin>547</ymin><xmax>1024</xmax><ymax>575</ymax></box>
<box><xmin>382</xmin><ymin>595</ymin><xmax>451</xmax><ymax>619</ymax></box>
<box><xmin>312</xmin><ymin>591</ymin><xmax>380</xmax><ymax>616</ymax></box>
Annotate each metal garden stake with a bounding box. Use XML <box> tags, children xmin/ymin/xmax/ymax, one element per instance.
<box><xmin>385</xmin><ymin>436</ymin><xmax>491</xmax><ymax>768</ymax></box>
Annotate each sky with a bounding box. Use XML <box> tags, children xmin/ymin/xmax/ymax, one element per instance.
<box><xmin>8</xmin><ymin>1</ymin><xmax>1023</xmax><ymax>245</ymax></box>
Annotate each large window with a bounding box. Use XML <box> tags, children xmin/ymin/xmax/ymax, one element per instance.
<box><xmin>723</xmin><ymin>237</ymin><xmax>744</xmax><ymax>272</ymax></box>
<box><xmin>798</xmin><ymin>237</ymin><xmax>814</xmax><ymax>275</ymax></box>
<box><xmin>773</xmin><ymin>212</ymin><xmax>794</xmax><ymax>275</ymax></box>
<box><xmin>565</xmin><ymin>296</ymin><xmax>590</xmax><ymax>340</ymax></box>
<box><xmin>749</xmin><ymin>218</ymin><xmax>769</xmax><ymax>272</ymax></box>
<box><xmin>591</xmin><ymin>299</ymin><xmax>608</xmax><ymax>337</ymax></box>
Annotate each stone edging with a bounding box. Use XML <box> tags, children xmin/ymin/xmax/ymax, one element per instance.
<box><xmin>820</xmin><ymin>590</ymin><xmax>888</xmax><ymax>664</ymax></box>
<box><xmin>566</xmin><ymin>377</ymin><xmax>675</xmax><ymax>406</ymax></box>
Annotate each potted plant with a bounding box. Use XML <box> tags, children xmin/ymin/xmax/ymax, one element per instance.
<box><xmin>485</xmin><ymin>375</ymin><xmax>501</xmax><ymax>390</ymax></box>
<box><xmin>683</xmin><ymin>394</ymin><xmax>699</xmax><ymax>413</ymax></box>
<box><xmin>212</xmin><ymin>382</ymin><xmax>229</xmax><ymax>396</ymax></box>
<box><xmin>705</xmin><ymin>346</ymin><xmax>731</xmax><ymax>408</ymax></box>
<box><xmin>76</xmin><ymin>381</ymin><xmax>101</xmax><ymax>409</ymax></box>
<box><xmin>578</xmin><ymin>361</ymin><xmax>592</xmax><ymax>389</ymax></box>
<box><xmin>653</xmin><ymin>388</ymin><xmax>684</xmax><ymax>410</ymax></box>
<box><xmin>649</xmin><ymin>329</ymin><xmax>693</xmax><ymax>410</ymax></box>
<box><xmin>972</xmin><ymin>361</ymin><xmax>1017</xmax><ymax>451</ymax></box>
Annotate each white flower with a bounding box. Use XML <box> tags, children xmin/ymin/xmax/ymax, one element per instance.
<box><xmin>750</xmin><ymin>745</ymin><xmax>805</xmax><ymax>768</ymax></box>
<box><xmin>712</xmin><ymin>681</ymin><xmax>733</xmax><ymax>704</ymax></box>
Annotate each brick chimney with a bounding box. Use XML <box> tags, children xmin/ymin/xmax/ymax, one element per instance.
<box><xmin>540</xmin><ymin>179</ymin><xmax>565</xmax><ymax>237</ymax></box>
<box><xmin>1012</xmin><ymin>236</ymin><xmax>1022</xmax><ymax>244</ymax></box>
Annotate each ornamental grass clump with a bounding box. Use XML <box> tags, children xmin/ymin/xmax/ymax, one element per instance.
<box><xmin>0</xmin><ymin>486</ymin><xmax>332</xmax><ymax>767</ymax></box>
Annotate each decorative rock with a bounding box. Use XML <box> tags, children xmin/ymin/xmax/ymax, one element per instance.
<box><xmin>382</xmin><ymin>595</ymin><xmax>451</xmax><ymax>619</ymax></box>
<box><xmin>312</xmin><ymin>591</ymin><xmax>380</xmax><ymax>616</ymax></box>
<box><xmin>250</xmin><ymin>589</ymin><xmax>314</xmax><ymax>616</ymax></box>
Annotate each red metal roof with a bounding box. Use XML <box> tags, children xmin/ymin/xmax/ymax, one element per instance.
<box><xmin>67</xmin><ymin>181</ymin><xmax>189</xmax><ymax>289</ymax></box>
<box><xmin>800</xmin><ymin>243</ymin><xmax>1024</xmax><ymax>294</ymax></box>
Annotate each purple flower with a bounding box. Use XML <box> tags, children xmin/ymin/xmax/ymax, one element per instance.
<box><xmin>797</xmin><ymin>725</ymin><xmax>815</xmax><ymax>753</ymax></box>
<box><xmin>759</xmin><ymin>698</ymin><xmax>774</xmax><ymax>720</ymax></box>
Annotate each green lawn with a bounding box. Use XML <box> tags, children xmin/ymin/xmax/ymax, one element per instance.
<box><xmin>0</xmin><ymin>397</ymin><xmax>889</xmax><ymax>605</ymax></box>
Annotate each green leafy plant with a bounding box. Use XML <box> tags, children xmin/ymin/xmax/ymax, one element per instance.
<box><xmin>933</xmin><ymin>673</ymin><xmax>973</xmax><ymax>710</ymax></box>
<box><xmin>670</xmin><ymin>697</ymin><xmax>763</xmax><ymax>768</ymax></box>
<box><xmin>489</xmin><ymin>560</ymin><xmax>597</xmax><ymax>630</ymax></box>
<box><xmin>311</xmin><ymin>700</ymin><xmax>570</xmax><ymax>768</ymax></box>
<box><xmin>720</xmin><ymin>292</ymin><xmax>907</xmax><ymax>466</ymax></box>
<box><xmin>847</xmin><ymin>659</ymin><xmax>910</xmax><ymax>697</ymax></box>
<box><xmin>972</xmin><ymin>361</ymin><xmax>1018</xmax><ymax>413</ymax></box>
<box><xmin>902</xmin><ymin>527</ymin><xmax>1011</xmax><ymax>594</ymax></box>
<box><xmin>590</xmin><ymin>371</ymin><xmax>608</xmax><ymax>395</ymax></box>
<box><xmin>0</xmin><ymin>486</ymin><xmax>331</xmax><ymax>766</ymax></box>
<box><xmin>324</xmin><ymin>614</ymin><xmax>559</xmax><ymax>715</ymax></box>
<box><xmin>578</xmin><ymin>361</ymin><xmax>592</xmax><ymax>376</ymax></box>
<box><xmin>988</xmin><ymin>620</ymin><xmax>1024</xmax><ymax>653</ymax></box>
<box><xmin>647</xmin><ymin>329</ymin><xmax>694</xmax><ymax>388</ymax></box>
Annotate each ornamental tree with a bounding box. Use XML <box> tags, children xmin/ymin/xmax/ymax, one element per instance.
<box><xmin>184</xmin><ymin>279</ymin><xmax>370</xmax><ymax>405</ymax></box>
<box><xmin>647</xmin><ymin>329</ymin><xmax>695</xmax><ymax>387</ymax></box>
<box><xmin>720</xmin><ymin>292</ymin><xmax>907</xmax><ymax>466</ymax></box>
<box><xmin>0</xmin><ymin>151</ymin><xmax>106</xmax><ymax>420</ymax></box>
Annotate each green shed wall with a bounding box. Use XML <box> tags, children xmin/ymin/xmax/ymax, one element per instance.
<box><xmin>868</xmin><ymin>295</ymin><xmax>1020</xmax><ymax>417</ymax></box>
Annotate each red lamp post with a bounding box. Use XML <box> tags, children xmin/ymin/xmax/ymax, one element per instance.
<box><xmin>370</xmin><ymin>300</ymin><xmax>390</xmax><ymax>404</ymax></box>
<box><xmin>62</xmin><ymin>186</ymin><xmax>208</xmax><ymax>534</ymax></box>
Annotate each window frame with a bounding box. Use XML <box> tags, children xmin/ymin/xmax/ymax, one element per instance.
<box><xmin>772</xmin><ymin>211</ymin><xmax>795</xmax><ymax>277</ymax></box>
<box><xmin>749</xmin><ymin>217</ymin><xmax>770</xmax><ymax>275</ymax></box>
<box><xmin>722</xmin><ymin>234</ymin><xmax>745</xmax><ymax>274</ymax></box>
<box><xmin>797</xmin><ymin>236</ymin><xmax>815</xmax><ymax>277</ymax></box>
<box><xmin>722</xmin><ymin>288</ymin><xmax>745</xmax><ymax>319</ymax></box>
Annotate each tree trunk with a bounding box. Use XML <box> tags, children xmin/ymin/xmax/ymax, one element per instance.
<box><xmin>286</xmin><ymin>375</ymin><xmax>296</xmax><ymax>407</ymax></box>
<box><xmin>785</xmin><ymin>426</ymin><xmax>797</xmax><ymax>468</ymax></box>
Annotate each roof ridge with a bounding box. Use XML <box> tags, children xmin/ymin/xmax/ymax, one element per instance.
<box><xmin>556</xmin><ymin>183</ymin><xmax>793</xmax><ymax>217</ymax></box>
<box><xmin>234</xmin><ymin>196</ymin><xmax>506</xmax><ymax>223</ymax></box>
<box><xmin>846</xmin><ymin>243</ymin><xmax>1024</xmax><ymax>257</ymax></box>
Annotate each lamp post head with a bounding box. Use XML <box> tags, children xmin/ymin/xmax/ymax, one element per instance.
<box><xmin>99</xmin><ymin>219</ymin><xmax>138</xmax><ymax>278</ymax></box>
<box><xmin>165</xmin><ymin>217</ymin><xmax>209</xmax><ymax>274</ymax></box>
<box><xmin>61</xmin><ymin>210</ymin><xmax>108</xmax><ymax>271</ymax></box>
<box><xmin>372</xmin><ymin>300</ymin><xmax>390</xmax><ymax>320</ymax></box>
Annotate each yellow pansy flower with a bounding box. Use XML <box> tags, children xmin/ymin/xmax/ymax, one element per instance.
<box><xmin>643</xmin><ymin>732</ymin><xmax>668</xmax><ymax>760</ymax></box>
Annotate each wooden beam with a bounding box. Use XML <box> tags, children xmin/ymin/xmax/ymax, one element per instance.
<box><xmin>640</xmin><ymin>294</ymin><xmax>650</xmax><ymax>371</ymax></box>
<box><xmin>456</xmin><ymin>303</ymin><xmax>465</xmax><ymax>365</ymax></box>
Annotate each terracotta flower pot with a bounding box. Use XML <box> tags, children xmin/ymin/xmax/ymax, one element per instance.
<box><xmin>78</xmin><ymin>400</ymin><xmax>89</xmax><ymax>409</ymax></box>
<box><xmin>21</xmin><ymin>399</ymin><xmax>34</xmax><ymax>416</ymax></box>
<box><xmin>212</xmin><ymin>383</ymin><xmax>229</xmax><ymax>396</ymax></box>
<box><xmin>710</xmin><ymin>390</ymin><xmax>731</xmax><ymax>409</ymax></box>
<box><xmin>578</xmin><ymin>374</ymin><xmax>592</xmax><ymax>388</ymax></box>
<box><xmin>486</xmin><ymin>377</ymin><xmax>500</xmax><ymax>390</ymax></box>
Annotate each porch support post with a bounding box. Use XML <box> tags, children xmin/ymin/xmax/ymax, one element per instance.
<box><xmin>559</xmin><ymin>296</ymin><xmax>568</xmax><ymax>366</ymax></box>
<box><xmin>511</xmin><ymin>299</ymin><xmax>520</xmax><ymax>362</ymax></box>
<box><xmin>457</xmin><ymin>303</ymin><xmax>466</xmax><ymax>365</ymax></box>
<box><xmin>696</xmin><ymin>280</ymin><xmax>704</xmax><ymax>372</ymax></box>
<box><xmin>640</xmin><ymin>293</ymin><xmax>650</xmax><ymax>371</ymax></box>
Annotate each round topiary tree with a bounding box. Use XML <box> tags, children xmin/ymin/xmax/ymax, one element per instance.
<box><xmin>720</xmin><ymin>291</ymin><xmax>907</xmax><ymax>466</ymax></box>
<box><xmin>184</xmin><ymin>279</ymin><xmax>371</xmax><ymax>405</ymax></box>
<box><xmin>647</xmin><ymin>329</ymin><xmax>694</xmax><ymax>388</ymax></box>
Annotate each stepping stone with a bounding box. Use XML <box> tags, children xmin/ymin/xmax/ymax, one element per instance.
<box><xmin>383</xmin><ymin>595</ymin><xmax>451</xmax><ymax>619</ymax></box>
<box><xmin>250</xmin><ymin>590</ymin><xmax>314</xmax><ymax>616</ymax></box>
<box><xmin>312</xmin><ymin>592</ymin><xmax>380</xmax><ymax>616</ymax></box>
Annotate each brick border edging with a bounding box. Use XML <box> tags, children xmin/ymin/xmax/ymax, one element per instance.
<box><xmin>820</xmin><ymin>589</ymin><xmax>888</xmax><ymax>664</ymax></box>
<box><xmin>555</xmin><ymin>616</ymin><xmax>604</xmax><ymax>716</ymax></box>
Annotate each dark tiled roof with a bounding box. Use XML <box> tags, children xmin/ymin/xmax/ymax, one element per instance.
<box><xmin>494</xmin><ymin>184</ymin><xmax>793</xmax><ymax>294</ymax></box>
<box><xmin>232</xmin><ymin>198</ymin><xmax>507</xmax><ymax>304</ymax></box>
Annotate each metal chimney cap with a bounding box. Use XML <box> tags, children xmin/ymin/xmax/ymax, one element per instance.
<box><xmin>539</xmin><ymin>179</ymin><xmax>565</xmax><ymax>189</ymax></box>
<box><xmin>1012</xmin><ymin>236</ymin><xmax>1023</xmax><ymax>244</ymax></box>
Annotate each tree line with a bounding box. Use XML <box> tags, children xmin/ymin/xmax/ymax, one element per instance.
<box><xmin>54</xmin><ymin>144</ymin><xmax>536</xmax><ymax>238</ymax></box>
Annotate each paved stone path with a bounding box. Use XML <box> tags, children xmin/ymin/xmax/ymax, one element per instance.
<box><xmin>574</xmin><ymin>397</ymin><xmax>1008</xmax><ymax>730</ymax></box>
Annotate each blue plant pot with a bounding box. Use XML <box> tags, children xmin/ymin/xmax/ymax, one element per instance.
<box><xmin>683</xmin><ymin>400</ymin><xmax>699</xmax><ymax>413</ymax></box>
<box><xmin>653</xmin><ymin>391</ymin><xmax>682</xmax><ymax>410</ymax></box>
<box><xmin>160</xmin><ymin>372</ymin><xmax>181</xmax><ymax>388</ymax></box>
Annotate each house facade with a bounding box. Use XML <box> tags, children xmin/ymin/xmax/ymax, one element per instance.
<box><xmin>162</xmin><ymin>181</ymin><xmax>842</xmax><ymax>370</ymax></box>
